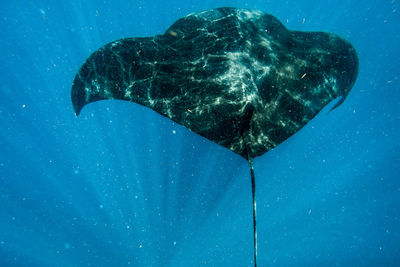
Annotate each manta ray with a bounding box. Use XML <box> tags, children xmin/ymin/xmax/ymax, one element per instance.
<box><xmin>71</xmin><ymin>7</ymin><xmax>358</xmax><ymax>266</ymax></box>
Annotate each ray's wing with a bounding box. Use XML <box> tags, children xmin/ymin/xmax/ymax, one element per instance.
<box><xmin>71</xmin><ymin>7</ymin><xmax>358</xmax><ymax>158</ymax></box>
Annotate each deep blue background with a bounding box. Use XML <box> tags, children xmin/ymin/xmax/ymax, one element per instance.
<box><xmin>1</xmin><ymin>0</ymin><xmax>399</xmax><ymax>266</ymax></box>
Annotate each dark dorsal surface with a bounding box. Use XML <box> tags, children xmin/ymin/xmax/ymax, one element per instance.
<box><xmin>71</xmin><ymin>7</ymin><xmax>358</xmax><ymax>158</ymax></box>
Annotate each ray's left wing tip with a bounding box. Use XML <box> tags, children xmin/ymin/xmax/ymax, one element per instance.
<box><xmin>71</xmin><ymin>74</ymin><xmax>86</xmax><ymax>117</ymax></box>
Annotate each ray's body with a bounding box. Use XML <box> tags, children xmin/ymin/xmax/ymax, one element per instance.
<box><xmin>71</xmin><ymin>7</ymin><xmax>358</xmax><ymax>266</ymax></box>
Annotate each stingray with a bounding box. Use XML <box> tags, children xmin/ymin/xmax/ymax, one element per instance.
<box><xmin>71</xmin><ymin>7</ymin><xmax>358</xmax><ymax>266</ymax></box>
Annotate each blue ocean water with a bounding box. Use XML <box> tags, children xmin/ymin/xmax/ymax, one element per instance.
<box><xmin>1</xmin><ymin>0</ymin><xmax>399</xmax><ymax>266</ymax></box>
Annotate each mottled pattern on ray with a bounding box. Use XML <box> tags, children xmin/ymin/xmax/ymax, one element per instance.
<box><xmin>71</xmin><ymin>7</ymin><xmax>358</xmax><ymax>159</ymax></box>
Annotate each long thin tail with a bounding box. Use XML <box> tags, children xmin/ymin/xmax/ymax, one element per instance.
<box><xmin>239</xmin><ymin>104</ymin><xmax>257</xmax><ymax>266</ymax></box>
<box><xmin>248</xmin><ymin>157</ymin><xmax>257</xmax><ymax>267</ymax></box>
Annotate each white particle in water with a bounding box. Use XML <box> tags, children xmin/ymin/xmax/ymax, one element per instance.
<box><xmin>172</xmin><ymin>130</ymin><xmax>176</xmax><ymax>134</ymax></box>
